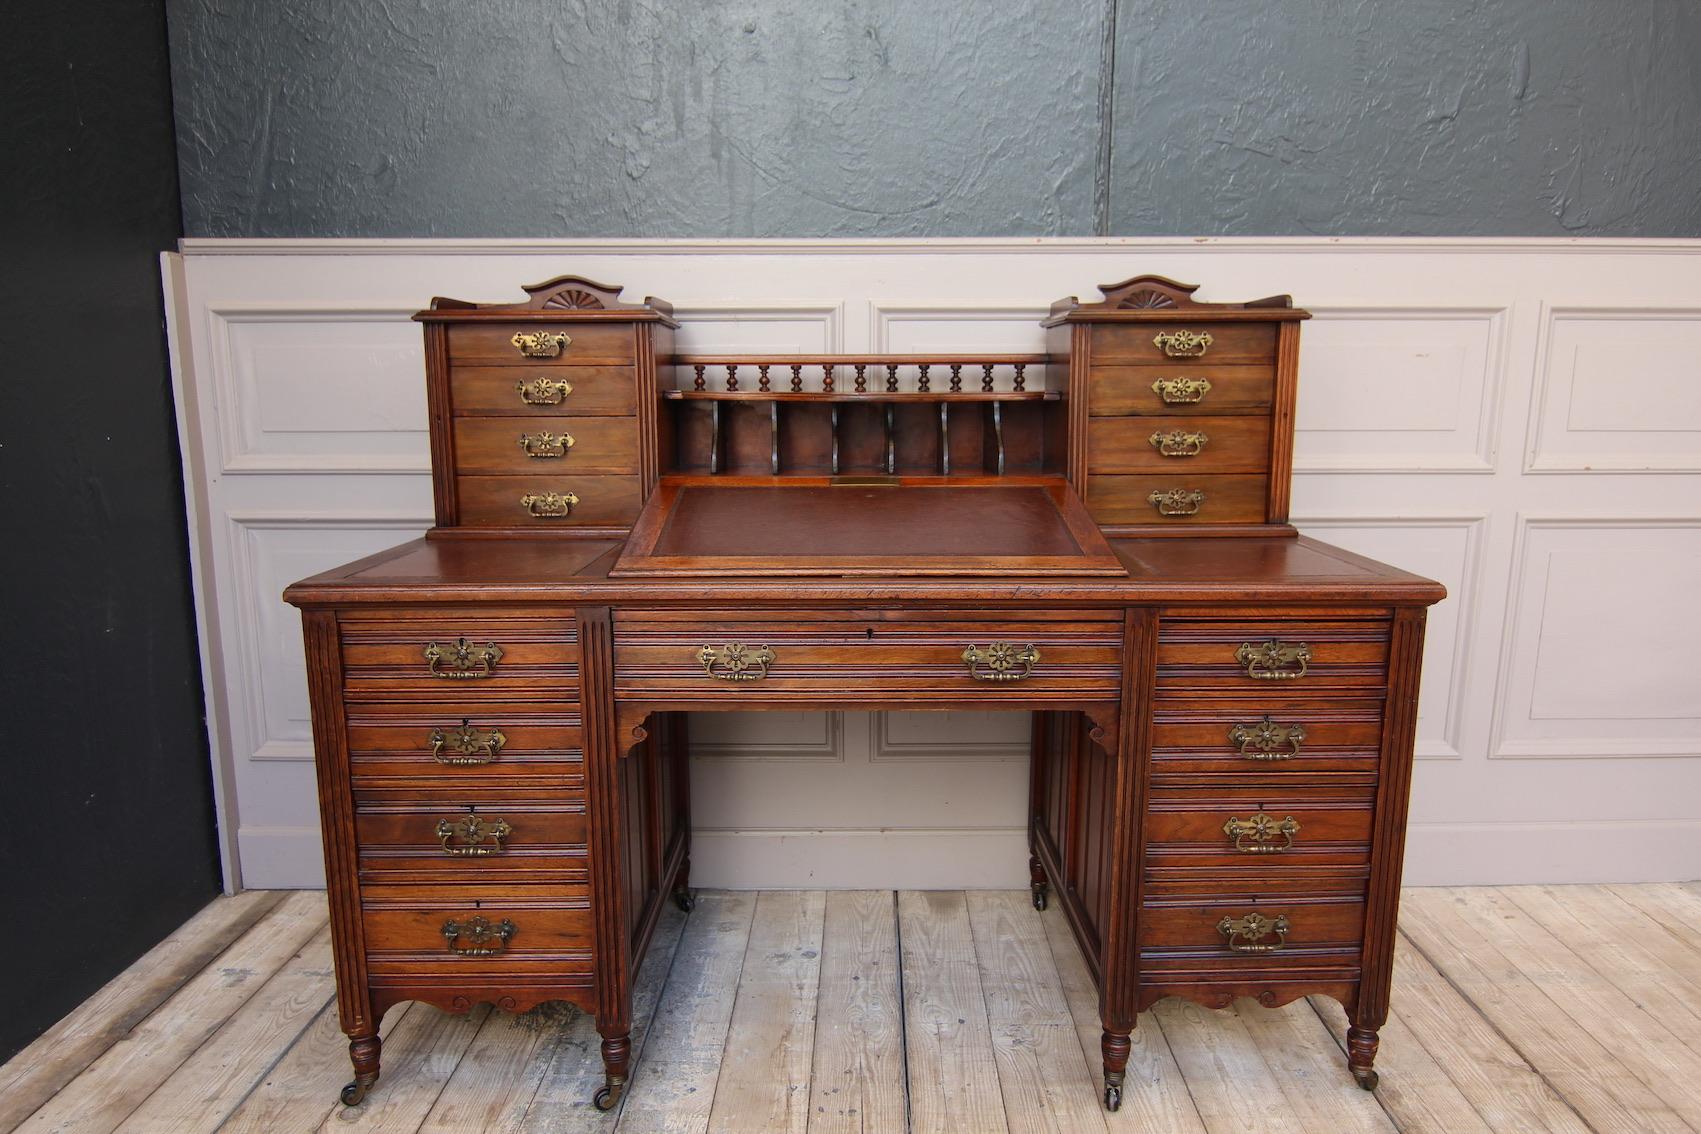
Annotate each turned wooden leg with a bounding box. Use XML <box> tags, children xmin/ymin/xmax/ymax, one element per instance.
<box><xmin>594</xmin><ymin>1031</ymin><xmax>632</xmax><ymax>1110</ymax></box>
<box><xmin>1101</xmin><ymin>1027</ymin><xmax>1131</xmax><ymax>1111</ymax></box>
<box><xmin>673</xmin><ymin>853</ymin><xmax>696</xmax><ymax>914</ymax></box>
<box><xmin>1347</xmin><ymin>1025</ymin><xmax>1380</xmax><ymax>1090</ymax></box>
<box><xmin>340</xmin><ymin>1032</ymin><xmax>381</xmax><ymax>1106</ymax></box>
<box><xmin>1028</xmin><ymin>853</ymin><xmax>1049</xmax><ymax>911</ymax></box>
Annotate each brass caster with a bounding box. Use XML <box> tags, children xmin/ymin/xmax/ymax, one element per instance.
<box><xmin>673</xmin><ymin>889</ymin><xmax>696</xmax><ymax>914</ymax></box>
<box><xmin>340</xmin><ymin>1078</ymin><xmax>374</xmax><ymax>1107</ymax></box>
<box><xmin>593</xmin><ymin>1080</ymin><xmax>625</xmax><ymax>1111</ymax></box>
<box><xmin>1354</xmin><ymin>1068</ymin><xmax>1379</xmax><ymax>1092</ymax></box>
<box><xmin>1032</xmin><ymin>884</ymin><xmax>1048</xmax><ymax>912</ymax></box>
<box><xmin>1104</xmin><ymin>1083</ymin><xmax>1122</xmax><ymax>1111</ymax></box>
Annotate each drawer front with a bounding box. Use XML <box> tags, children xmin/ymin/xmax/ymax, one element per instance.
<box><xmin>1140</xmin><ymin>890</ymin><xmax>1366</xmax><ymax>966</ymax></box>
<box><xmin>1150</xmin><ymin>701</ymin><xmax>1382</xmax><ymax>777</ymax></box>
<box><xmin>345</xmin><ymin>705</ymin><xmax>584</xmax><ymax>785</ymax></box>
<box><xmin>1088</xmin><ymin>415</ymin><xmax>1271</xmax><ymax>474</ymax></box>
<box><xmin>449</xmin><ymin>366</ymin><xmax>639</xmax><ymax>416</ymax></box>
<box><xmin>613</xmin><ymin>609</ymin><xmax>1124</xmax><ymax>700</ymax></box>
<box><xmin>1086</xmin><ymin>473</ymin><xmax>1268</xmax><ymax>524</ymax></box>
<box><xmin>1144</xmin><ymin>787</ymin><xmax>1375</xmax><ymax>870</ymax></box>
<box><xmin>447</xmin><ymin>322</ymin><xmax>635</xmax><ymax>364</ymax></box>
<box><xmin>1157</xmin><ymin>619</ymin><xmax>1390</xmax><ymax>692</ymax></box>
<box><xmin>456</xmin><ymin>474</ymin><xmax>642</xmax><ymax>528</ymax></box>
<box><xmin>361</xmin><ymin>884</ymin><xmax>593</xmax><ymax>971</ymax></box>
<box><xmin>1089</xmin><ymin>365</ymin><xmax>1274</xmax><ymax>417</ymax></box>
<box><xmin>1092</xmin><ymin>322</ymin><xmax>1278</xmax><ymax>365</ymax></box>
<box><xmin>453</xmin><ymin>416</ymin><xmax>640</xmax><ymax>474</ymax></box>
<box><xmin>340</xmin><ymin>615</ymin><xmax>578</xmax><ymax>699</ymax></box>
<box><xmin>355</xmin><ymin>791</ymin><xmax>588</xmax><ymax>883</ymax></box>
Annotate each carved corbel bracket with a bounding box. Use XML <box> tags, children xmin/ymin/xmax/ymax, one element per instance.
<box><xmin>1081</xmin><ymin>704</ymin><xmax>1120</xmax><ymax>752</ymax></box>
<box><xmin>614</xmin><ymin>705</ymin><xmax>653</xmax><ymax>755</ymax></box>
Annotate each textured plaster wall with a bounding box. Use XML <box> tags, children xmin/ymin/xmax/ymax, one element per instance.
<box><xmin>168</xmin><ymin>0</ymin><xmax>1701</xmax><ymax>236</ymax></box>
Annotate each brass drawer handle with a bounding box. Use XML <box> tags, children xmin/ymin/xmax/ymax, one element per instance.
<box><xmin>520</xmin><ymin>491</ymin><xmax>578</xmax><ymax>518</ymax></box>
<box><xmin>436</xmin><ymin>814</ymin><xmax>513</xmax><ymax>856</ymax></box>
<box><xmin>518</xmin><ymin>431</ymin><xmax>574</xmax><ymax>459</ymax></box>
<box><xmin>1150</xmin><ymin>429</ymin><xmax>1208</xmax><ymax>457</ymax></box>
<box><xmin>1152</xmin><ymin>376</ymin><xmax>1211</xmax><ymax>404</ymax></box>
<box><xmin>962</xmin><ymin>642</ymin><xmax>1041</xmax><ymax>682</ymax></box>
<box><xmin>698</xmin><ymin>643</ymin><xmax>774</xmax><ymax>681</ymax></box>
<box><xmin>511</xmin><ymin>331</ymin><xmax>571</xmax><ymax>358</ymax></box>
<box><xmin>429</xmin><ymin>720</ymin><xmax>507</xmax><ymax>765</ymax></box>
<box><xmin>442</xmin><ymin>915</ymin><xmax>515</xmax><ymax>956</ymax></box>
<box><xmin>1153</xmin><ymin>330</ymin><xmax>1213</xmax><ymax>358</ymax></box>
<box><xmin>424</xmin><ymin>638</ymin><xmax>503</xmax><ymax>678</ymax></box>
<box><xmin>1235</xmin><ymin>640</ymin><xmax>1311</xmax><ymax>680</ymax></box>
<box><xmin>1223</xmin><ymin>813</ymin><xmax>1300</xmax><ymax>854</ymax></box>
<box><xmin>516</xmin><ymin>377</ymin><xmax>573</xmax><ymax>406</ymax></box>
<box><xmin>1148</xmin><ymin>488</ymin><xmax>1205</xmax><ymax>516</ymax></box>
<box><xmin>1217</xmin><ymin>913</ymin><xmax>1288</xmax><ymax>953</ymax></box>
<box><xmin>1228</xmin><ymin>716</ymin><xmax>1305</xmax><ymax>760</ymax></box>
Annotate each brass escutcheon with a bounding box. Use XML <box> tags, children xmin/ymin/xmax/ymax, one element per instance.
<box><xmin>962</xmin><ymin>642</ymin><xmax>1041</xmax><ymax>682</ymax></box>
<box><xmin>423</xmin><ymin>638</ymin><xmax>504</xmax><ymax>678</ymax></box>
<box><xmin>1235</xmin><ymin>640</ymin><xmax>1311</xmax><ymax>680</ymax></box>
<box><xmin>1152</xmin><ymin>376</ymin><xmax>1212</xmax><ymax>404</ymax></box>
<box><xmin>1228</xmin><ymin>716</ymin><xmax>1305</xmax><ymax>760</ymax></box>
<box><xmin>1149</xmin><ymin>429</ymin><xmax>1209</xmax><ymax>457</ymax></box>
<box><xmin>698</xmin><ymin>643</ymin><xmax>775</xmax><ymax>681</ymax></box>
<box><xmin>516</xmin><ymin>377</ymin><xmax>573</xmax><ymax>405</ymax></box>
<box><xmin>1222</xmin><ymin>812</ymin><xmax>1300</xmax><ymax>854</ymax></box>
<box><xmin>429</xmin><ymin>720</ymin><xmax>507</xmax><ymax>765</ymax></box>
<box><xmin>436</xmin><ymin>814</ymin><xmax>513</xmax><ymax>856</ymax></box>
<box><xmin>518</xmin><ymin>431</ymin><xmax>574</xmax><ymax>458</ymax></box>
<box><xmin>442</xmin><ymin>915</ymin><xmax>516</xmax><ymax>956</ymax></box>
<box><xmin>510</xmin><ymin>330</ymin><xmax>571</xmax><ymax>358</ymax></box>
<box><xmin>1152</xmin><ymin>329</ymin><xmax>1213</xmax><ymax>358</ymax></box>
<box><xmin>1217</xmin><ymin>912</ymin><xmax>1288</xmax><ymax>953</ymax></box>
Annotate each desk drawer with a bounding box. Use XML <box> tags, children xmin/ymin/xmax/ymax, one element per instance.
<box><xmin>1086</xmin><ymin>473</ymin><xmax>1269</xmax><ymax>524</ymax></box>
<box><xmin>1156</xmin><ymin>618</ymin><xmax>1390</xmax><ymax>692</ymax></box>
<box><xmin>456</xmin><ymin>474</ymin><xmax>642</xmax><ymax>528</ymax></box>
<box><xmin>613</xmin><ymin>609</ymin><xmax>1123</xmax><ymax>700</ymax></box>
<box><xmin>354</xmin><ymin>790</ymin><xmax>588</xmax><ymax>884</ymax></box>
<box><xmin>361</xmin><ymin>883</ymin><xmax>594</xmax><ymax>971</ymax></box>
<box><xmin>340</xmin><ymin>614</ymin><xmax>578</xmax><ymax>699</ymax></box>
<box><xmin>1150</xmin><ymin>701</ymin><xmax>1383</xmax><ymax>777</ymax></box>
<box><xmin>1089</xmin><ymin>365</ymin><xmax>1274</xmax><ymax>416</ymax></box>
<box><xmin>345</xmin><ymin>705</ymin><xmax>584</xmax><ymax>785</ymax></box>
<box><xmin>1140</xmin><ymin>886</ymin><xmax>1366</xmax><ymax>971</ymax></box>
<box><xmin>448</xmin><ymin>322</ymin><xmax>635</xmax><ymax>364</ymax></box>
<box><xmin>1144</xmin><ymin>786</ymin><xmax>1374</xmax><ymax>870</ymax></box>
<box><xmin>1088</xmin><ymin>415</ymin><xmax>1271</xmax><ymax>474</ymax></box>
<box><xmin>449</xmin><ymin>366</ymin><xmax>639</xmax><ymax>417</ymax></box>
<box><xmin>452</xmin><ymin>416</ymin><xmax>640</xmax><ymax>474</ymax></box>
<box><xmin>1092</xmin><ymin>322</ymin><xmax>1278</xmax><ymax>365</ymax></box>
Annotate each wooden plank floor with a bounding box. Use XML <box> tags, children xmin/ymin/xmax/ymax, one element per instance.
<box><xmin>7</xmin><ymin>885</ymin><xmax>1701</xmax><ymax>1133</ymax></box>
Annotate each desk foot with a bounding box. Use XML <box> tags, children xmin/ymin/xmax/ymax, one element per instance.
<box><xmin>339</xmin><ymin>1033</ymin><xmax>381</xmax><ymax>1107</ymax></box>
<box><xmin>1101</xmin><ymin>1028</ymin><xmax>1130</xmax><ymax>1111</ymax></box>
<box><xmin>673</xmin><ymin>889</ymin><xmax>696</xmax><ymax>914</ymax></box>
<box><xmin>593</xmin><ymin>1080</ymin><xmax>625</xmax><ymax>1111</ymax></box>
<box><xmin>1347</xmin><ymin>1025</ymin><xmax>1380</xmax><ymax>1090</ymax></box>
<box><xmin>1028</xmin><ymin>854</ymin><xmax>1049</xmax><ymax>911</ymax></box>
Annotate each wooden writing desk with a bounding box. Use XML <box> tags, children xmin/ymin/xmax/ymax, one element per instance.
<box><xmin>286</xmin><ymin>274</ymin><xmax>1444</xmax><ymax>1114</ymax></box>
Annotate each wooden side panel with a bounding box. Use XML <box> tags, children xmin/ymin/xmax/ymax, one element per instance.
<box><xmin>579</xmin><ymin>607</ymin><xmax>630</xmax><ymax>1036</ymax></box>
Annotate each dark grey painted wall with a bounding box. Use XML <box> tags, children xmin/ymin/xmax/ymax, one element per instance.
<box><xmin>167</xmin><ymin>0</ymin><xmax>1701</xmax><ymax>236</ymax></box>
<box><xmin>1</xmin><ymin>0</ymin><xmax>221</xmax><ymax>1062</ymax></box>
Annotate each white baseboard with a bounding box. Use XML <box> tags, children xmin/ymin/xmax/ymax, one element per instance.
<box><xmin>1402</xmin><ymin>819</ymin><xmax>1701</xmax><ymax>886</ymax></box>
<box><xmin>690</xmin><ymin>828</ymin><xmax>1030</xmax><ymax>890</ymax></box>
<box><xmin>236</xmin><ymin>826</ymin><xmax>326</xmax><ymax>889</ymax></box>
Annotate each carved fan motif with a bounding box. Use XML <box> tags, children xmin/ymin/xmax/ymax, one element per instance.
<box><xmin>543</xmin><ymin>289</ymin><xmax>606</xmax><ymax>310</ymax></box>
<box><xmin>1117</xmin><ymin>289</ymin><xmax>1178</xmax><ymax>309</ymax></box>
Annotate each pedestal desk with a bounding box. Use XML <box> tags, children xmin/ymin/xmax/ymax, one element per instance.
<box><xmin>285</xmin><ymin>273</ymin><xmax>1444</xmax><ymax>1113</ymax></box>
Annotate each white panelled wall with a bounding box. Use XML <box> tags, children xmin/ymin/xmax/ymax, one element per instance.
<box><xmin>161</xmin><ymin>239</ymin><xmax>1701</xmax><ymax>891</ymax></box>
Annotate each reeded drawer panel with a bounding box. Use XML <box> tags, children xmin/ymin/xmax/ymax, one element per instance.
<box><xmin>340</xmin><ymin>615</ymin><xmax>578</xmax><ymax>698</ymax></box>
<box><xmin>1088</xmin><ymin>415</ymin><xmax>1271</xmax><ymax>474</ymax></box>
<box><xmin>1092</xmin><ymin>322</ymin><xmax>1278</xmax><ymax>365</ymax></box>
<box><xmin>449</xmin><ymin>366</ymin><xmax>639</xmax><ymax>417</ymax></box>
<box><xmin>456</xmin><ymin>474</ymin><xmax>642</xmax><ymax>528</ymax></box>
<box><xmin>452</xmin><ymin>416</ymin><xmax>640</xmax><ymax>474</ymax></box>
<box><xmin>345</xmin><ymin>704</ymin><xmax>584</xmax><ymax>784</ymax></box>
<box><xmin>1150</xmin><ymin>701</ymin><xmax>1382</xmax><ymax>777</ymax></box>
<box><xmin>361</xmin><ymin>883</ymin><xmax>594</xmax><ymax>969</ymax></box>
<box><xmin>447</xmin><ymin>322</ymin><xmax>635</xmax><ymax>364</ymax></box>
<box><xmin>613</xmin><ymin>608</ymin><xmax>1123</xmax><ymax>701</ymax></box>
<box><xmin>1144</xmin><ymin>786</ymin><xmax>1374</xmax><ymax>870</ymax></box>
<box><xmin>1157</xmin><ymin>619</ymin><xmax>1390</xmax><ymax>691</ymax></box>
<box><xmin>1140</xmin><ymin>890</ymin><xmax>1366</xmax><ymax>965</ymax></box>
<box><xmin>1089</xmin><ymin>365</ymin><xmax>1274</xmax><ymax>417</ymax></box>
<box><xmin>355</xmin><ymin>790</ymin><xmax>588</xmax><ymax>884</ymax></box>
<box><xmin>1086</xmin><ymin>474</ymin><xmax>1268</xmax><ymax>524</ymax></box>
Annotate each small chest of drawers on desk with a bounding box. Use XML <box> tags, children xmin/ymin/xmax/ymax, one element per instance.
<box><xmin>286</xmin><ymin>272</ymin><xmax>1444</xmax><ymax>1116</ymax></box>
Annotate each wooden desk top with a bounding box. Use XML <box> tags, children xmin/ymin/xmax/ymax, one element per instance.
<box><xmin>284</xmin><ymin>531</ymin><xmax>1444</xmax><ymax>608</ymax></box>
